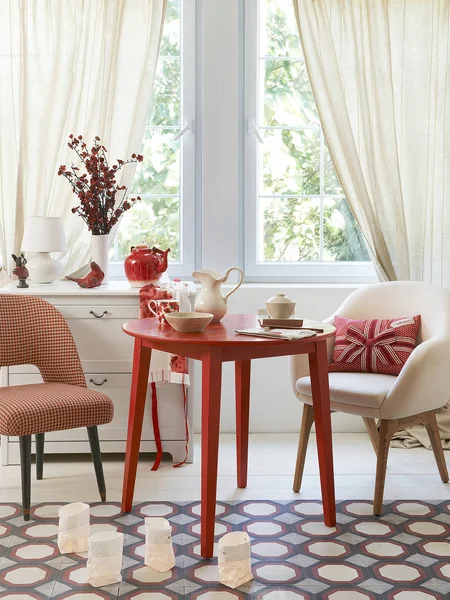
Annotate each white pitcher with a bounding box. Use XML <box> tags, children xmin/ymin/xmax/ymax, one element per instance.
<box><xmin>192</xmin><ymin>268</ymin><xmax>244</xmax><ymax>322</ymax></box>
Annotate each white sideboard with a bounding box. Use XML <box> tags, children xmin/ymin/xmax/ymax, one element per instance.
<box><xmin>0</xmin><ymin>280</ymin><xmax>195</xmax><ymax>466</ymax></box>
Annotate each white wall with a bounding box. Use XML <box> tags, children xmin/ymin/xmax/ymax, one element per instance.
<box><xmin>191</xmin><ymin>283</ymin><xmax>366</xmax><ymax>434</ymax></box>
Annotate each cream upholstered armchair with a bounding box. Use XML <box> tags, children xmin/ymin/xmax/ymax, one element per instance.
<box><xmin>290</xmin><ymin>281</ymin><xmax>450</xmax><ymax>514</ymax></box>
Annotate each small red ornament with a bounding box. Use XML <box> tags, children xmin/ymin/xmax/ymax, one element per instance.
<box><xmin>66</xmin><ymin>261</ymin><xmax>105</xmax><ymax>288</ymax></box>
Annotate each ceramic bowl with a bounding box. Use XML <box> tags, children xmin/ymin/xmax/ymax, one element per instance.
<box><xmin>265</xmin><ymin>293</ymin><xmax>296</xmax><ymax>319</ymax></box>
<box><xmin>165</xmin><ymin>312</ymin><xmax>214</xmax><ymax>333</ymax></box>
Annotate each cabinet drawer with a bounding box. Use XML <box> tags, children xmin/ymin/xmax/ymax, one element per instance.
<box><xmin>7</xmin><ymin>373</ymin><xmax>188</xmax><ymax>444</ymax></box>
<box><xmin>57</xmin><ymin>305</ymin><xmax>139</xmax><ymax>320</ymax></box>
<box><xmin>10</xmin><ymin>304</ymin><xmax>139</xmax><ymax>373</ymax></box>
<box><xmin>66</xmin><ymin>317</ymin><xmax>135</xmax><ymax>371</ymax></box>
<box><xmin>61</xmin><ymin>305</ymin><xmax>139</xmax><ymax>368</ymax></box>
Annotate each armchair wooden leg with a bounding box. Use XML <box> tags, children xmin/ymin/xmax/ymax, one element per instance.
<box><xmin>293</xmin><ymin>404</ymin><xmax>314</xmax><ymax>492</ymax></box>
<box><xmin>35</xmin><ymin>433</ymin><xmax>44</xmax><ymax>480</ymax></box>
<box><xmin>87</xmin><ymin>426</ymin><xmax>106</xmax><ymax>502</ymax></box>
<box><xmin>374</xmin><ymin>420</ymin><xmax>394</xmax><ymax>516</ymax></box>
<box><xmin>425</xmin><ymin>412</ymin><xmax>449</xmax><ymax>483</ymax></box>
<box><xmin>19</xmin><ymin>436</ymin><xmax>32</xmax><ymax>521</ymax></box>
<box><xmin>362</xmin><ymin>417</ymin><xmax>379</xmax><ymax>454</ymax></box>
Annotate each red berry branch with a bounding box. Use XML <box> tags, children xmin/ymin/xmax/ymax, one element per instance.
<box><xmin>58</xmin><ymin>134</ymin><xmax>143</xmax><ymax>235</ymax></box>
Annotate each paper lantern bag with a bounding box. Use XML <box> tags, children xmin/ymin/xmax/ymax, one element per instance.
<box><xmin>87</xmin><ymin>531</ymin><xmax>124</xmax><ymax>587</ymax></box>
<box><xmin>145</xmin><ymin>517</ymin><xmax>176</xmax><ymax>572</ymax></box>
<box><xmin>58</xmin><ymin>502</ymin><xmax>90</xmax><ymax>554</ymax></box>
<box><xmin>218</xmin><ymin>532</ymin><xmax>253</xmax><ymax>589</ymax></box>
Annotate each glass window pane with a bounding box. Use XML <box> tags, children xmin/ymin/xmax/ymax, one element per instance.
<box><xmin>149</xmin><ymin>58</ymin><xmax>180</xmax><ymax>127</ymax></box>
<box><xmin>260</xmin><ymin>0</ymin><xmax>302</xmax><ymax>57</ymax></box>
<box><xmin>254</xmin><ymin>0</ymin><xmax>371</xmax><ymax>268</ymax></box>
<box><xmin>116</xmin><ymin>0</ymin><xmax>186</xmax><ymax>267</ymax></box>
<box><xmin>260</xmin><ymin>196</ymin><xmax>320</xmax><ymax>262</ymax></box>
<box><xmin>263</xmin><ymin>59</ymin><xmax>319</xmax><ymax>128</ymax></box>
<box><xmin>116</xmin><ymin>197</ymin><xmax>180</xmax><ymax>261</ymax></box>
<box><xmin>132</xmin><ymin>129</ymin><xmax>179</xmax><ymax>196</ymax></box>
<box><xmin>322</xmin><ymin>197</ymin><xmax>370</xmax><ymax>262</ymax></box>
<box><xmin>262</xmin><ymin>129</ymin><xmax>321</xmax><ymax>195</ymax></box>
<box><xmin>159</xmin><ymin>0</ymin><xmax>180</xmax><ymax>56</ymax></box>
<box><xmin>323</xmin><ymin>142</ymin><xmax>344</xmax><ymax>196</ymax></box>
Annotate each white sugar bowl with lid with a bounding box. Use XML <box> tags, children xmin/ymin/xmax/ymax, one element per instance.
<box><xmin>265</xmin><ymin>293</ymin><xmax>296</xmax><ymax>319</ymax></box>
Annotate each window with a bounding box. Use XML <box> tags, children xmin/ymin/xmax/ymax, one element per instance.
<box><xmin>244</xmin><ymin>0</ymin><xmax>373</xmax><ymax>281</ymax></box>
<box><xmin>111</xmin><ymin>0</ymin><xmax>195</xmax><ymax>278</ymax></box>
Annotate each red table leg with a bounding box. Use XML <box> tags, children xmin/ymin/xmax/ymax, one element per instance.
<box><xmin>308</xmin><ymin>339</ymin><xmax>336</xmax><ymax>527</ymax></box>
<box><xmin>122</xmin><ymin>338</ymin><xmax>152</xmax><ymax>513</ymax></box>
<box><xmin>201</xmin><ymin>350</ymin><xmax>223</xmax><ymax>559</ymax></box>
<box><xmin>235</xmin><ymin>360</ymin><xmax>251</xmax><ymax>488</ymax></box>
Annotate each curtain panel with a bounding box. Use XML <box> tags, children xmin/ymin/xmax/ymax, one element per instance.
<box><xmin>293</xmin><ymin>0</ymin><xmax>450</xmax><ymax>446</ymax></box>
<box><xmin>0</xmin><ymin>0</ymin><xmax>167</xmax><ymax>278</ymax></box>
<box><xmin>292</xmin><ymin>0</ymin><xmax>450</xmax><ymax>284</ymax></box>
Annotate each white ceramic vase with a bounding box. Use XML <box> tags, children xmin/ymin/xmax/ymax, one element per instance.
<box><xmin>91</xmin><ymin>233</ymin><xmax>110</xmax><ymax>285</ymax></box>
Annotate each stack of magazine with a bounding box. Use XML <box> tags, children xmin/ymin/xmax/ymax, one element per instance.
<box><xmin>235</xmin><ymin>317</ymin><xmax>323</xmax><ymax>340</ymax></box>
<box><xmin>235</xmin><ymin>328</ymin><xmax>316</xmax><ymax>340</ymax></box>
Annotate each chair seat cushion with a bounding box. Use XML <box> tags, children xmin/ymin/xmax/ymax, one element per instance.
<box><xmin>0</xmin><ymin>383</ymin><xmax>114</xmax><ymax>437</ymax></box>
<box><xmin>296</xmin><ymin>372</ymin><xmax>397</xmax><ymax>418</ymax></box>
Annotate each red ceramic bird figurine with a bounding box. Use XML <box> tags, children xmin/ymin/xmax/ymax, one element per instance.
<box><xmin>66</xmin><ymin>262</ymin><xmax>105</xmax><ymax>288</ymax></box>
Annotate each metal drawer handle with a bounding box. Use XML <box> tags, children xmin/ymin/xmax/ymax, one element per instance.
<box><xmin>90</xmin><ymin>310</ymin><xmax>108</xmax><ymax>319</ymax></box>
<box><xmin>90</xmin><ymin>378</ymin><xmax>108</xmax><ymax>386</ymax></box>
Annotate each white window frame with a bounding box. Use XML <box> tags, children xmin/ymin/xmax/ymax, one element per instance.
<box><xmin>110</xmin><ymin>0</ymin><xmax>196</xmax><ymax>279</ymax></box>
<box><xmin>244</xmin><ymin>0</ymin><xmax>375</xmax><ymax>283</ymax></box>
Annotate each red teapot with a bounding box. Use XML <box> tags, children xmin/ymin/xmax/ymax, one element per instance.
<box><xmin>124</xmin><ymin>243</ymin><xmax>170</xmax><ymax>288</ymax></box>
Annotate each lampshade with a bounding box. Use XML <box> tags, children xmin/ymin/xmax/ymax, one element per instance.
<box><xmin>21</xmin><ymin>217</ymin><xmax>67</xmax><ymax>252</ymax></box>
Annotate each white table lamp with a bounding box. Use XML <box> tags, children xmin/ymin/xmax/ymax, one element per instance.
<box><xmin>21</xmin><ymin>216</ymin><xmax>67</xmax><ymax>283</ymax></box>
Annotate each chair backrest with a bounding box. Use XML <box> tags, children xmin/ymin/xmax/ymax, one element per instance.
<box><xmin>0</xmin><ymin>295</ymin><xmax>86</xmax><ymax>387</ymax></box>
<box><xmin>336</xmin><ymin>281</ymin><xmax>450</xmax><ymax>343</ymax></box>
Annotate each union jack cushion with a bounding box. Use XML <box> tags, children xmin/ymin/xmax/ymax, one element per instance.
<box><xmin>329</xmin><ymin>315</ymin><xmax>421</xmax><ymax>376</ymax></box>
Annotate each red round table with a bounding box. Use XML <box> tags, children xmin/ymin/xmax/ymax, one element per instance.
<box><xmin>121</xmin><ymin>314</ymin><xmax>336</xmax><ymax>558</ymax></box>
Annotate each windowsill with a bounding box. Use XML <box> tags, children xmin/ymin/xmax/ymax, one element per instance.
<box><xmin>222</xmin><ymin>281</ymin><xmax>372</xmax><ymax>289</ymax></box>
<box><xmin>108</xmin><ymin>277</ymin><xmax>373</xmax><ymax>289</ymax></box>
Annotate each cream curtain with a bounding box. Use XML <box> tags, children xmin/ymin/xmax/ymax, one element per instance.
<box><xmin>293</xmin><ymin>0</ymin><xmax>450</xmax><ymax>446</ymax></box>
<box><xmin>0</xmin><ymin>0</ymin><xmax>167</xmax><ymax>279</ymax></box>
<box><xmin>292</xmin><ymin>0</ymin><xmax>450</xmax><ymax>284</ymax></box>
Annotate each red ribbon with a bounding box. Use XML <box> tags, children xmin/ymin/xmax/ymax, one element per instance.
<box><xmin>150</xmin><ymin>379</ymin><xmax>189</xmax><ymax>471</ymax></box>
<box><xmin>174</xmin><ymin>377</ymin><xmax>189</xmax><ymax>468</ymax></box>
<box><xmin>151</xmin><ymin>382</ymin><xmax>163</xmax><ymax>471</ymax></box>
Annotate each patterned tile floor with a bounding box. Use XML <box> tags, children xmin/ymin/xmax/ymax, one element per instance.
<box><xmin>0</xmin><ymin>500</ymin><xmax>449</xmax><ymax>599</ymax></box>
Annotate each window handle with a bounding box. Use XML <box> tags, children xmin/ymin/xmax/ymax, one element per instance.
<box><xmin>247</xmin><ymin>118</ymin><xmax>264</xmax><ymax>144</ymax></box>
<box><xmin>173</xmin><ymin>120</ymin><xmax>194</xmax><ymax>142</ymax></box>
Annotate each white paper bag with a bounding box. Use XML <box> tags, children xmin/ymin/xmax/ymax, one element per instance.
<box><xmin>171</xmin><ymin>280</ymin><xmax>191</xmax><ymax>312</ymax></box>
<box><xmin>144</xmin><ymin>517</ymin><xmax>176</xmax><ymax>572</ymax></box>
<box><xmin>58</xmin><ymin>502</ymin><xmax>90</xmax><ymax>554</ymax></box>
<box><xmin>218</xmin><ymin>532</ymin><xmax>253</xmax><ymax>589</ymax></box>
<box><xmin>87</xmin><ymin>531</ymin><xmax>124</xmax><ymax>587</ymax></box>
